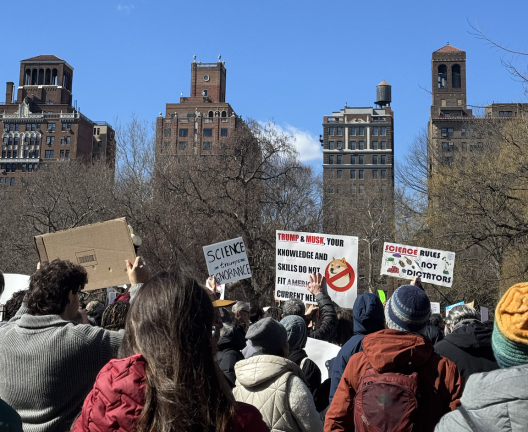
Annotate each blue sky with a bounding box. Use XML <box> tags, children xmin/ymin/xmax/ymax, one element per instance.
<box><xmin>1</xmin><ymin>0</ymin><xmax>527</xmax><ymax>173</ymax></box>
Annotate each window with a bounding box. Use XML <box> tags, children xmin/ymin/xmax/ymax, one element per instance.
<box><xmin>462</xmin><ymin>142</ymin><xmax>467</xmax><ymax>151</ymax></box>
<box><xmin>359</xmin><ymin>141</ymin><xmax>364</xmax><ymax>150</ymax></box>
<box><xmin>24</xmin><ymin>136</ymin><xmax>28</xmax><ymax>143</ymax></box>
<box><xmin>381</xmin><ymin>155</ymin><xmax>386</xmax><ymax>164</ymax></box>
<box><xmin>372</xmin><ymin>127</ymin><xmax>378</xmax><ymax>136</ymax></box>
<box><xmin>62</xmin><ymin>123</ymin><xmax>66</xmax><ymax>131</ymax></box>
<box><xmin>46</xmin><ymin>137</ymin><xmax>55</xmax><ymax>145</ymax></box>
<box><xmin>203</xmin><ymin>141</ymin><xmax>212</xmax><ymax>150</ymax></box>
<box><xmin>350</xmin><ymin>126</ymin><xmax>356</xmax><ymax>136</ymax></box>
<box><xmin>452</xmin><ymin>64</ymin><xmax>461</xmax><ymax>88</ymax></box>
<box><xmin>45</xmin><ymin>150</ymin><xmax>54</xmax><ymax>158</ymax></box>
<box><xmin>441</xmin><ymin>128</ymin><xmax>454</xmax><ymax>137</ymax></box>
<box><xmin>350</xmin><ymin>141</ymin><xmax>356</xmax><ymax>150</ymax></box>
<box><xmin>351</xmin><ymin>184</ymin><xmax>356</xmax><ymax>193</ymax></box>
<box><xmin>67</xmin><ymin>123</ymin><xmax>71</xmax><ymax>130</ymax></box>
<box><xmin>337</xmin><ymin>141</ymin><xmax>342</xmax><ymax>150</ymax></box>
<box><xmin>381</xmin><ymin>170</ymin><xmax>386</xmax><ymax>179</ymax></box>
<box><xmin>34</xmin><ymin>150</ymin><xmax>39</xmax><ymax>157</ymax></box>
<box><xmin>359</xmin><ymin>127</ymin><xmax>364</xmax><ymax>136</ymax></box>
<box><xmin>373</xmin><ymin>170</ymin><xmax>378</xmax><ymax>178</ymax></box>
<box><xmin>179</xmin><ymin>129</ymin><xmax>188</xmax><ymax>137</ymax></box>
<box><xmin>60</xmin><ymin>150</ymin><xmax>64</xmax><ymax>158</ymax></box>
<box><xmin>351</xmin><ymin>155</ymin><xmax>356</xmax><ymax>164</ymax></box>
<box><xmin>359</xmin><ymin>170</ymin><xmax>364</xmax><ymax>179</ymax></box>
<box><xmin>203</xmin><ymin>128</ymin><xmax>213</xmax><ymax>137</ymax></box>
<box><xmin>203</xmin><ymin>89</ymin><xmax>208</xmax><ymax>96</ymax></box>
<box><xmin>65</xmin><ymin>150</ymin><xmax>70</xmax><ymax>159</ymax></box>
<box><xmin>14</xmin><ymin>137</ymin><xmax>18</xmax><ymax>146</ymax></box>
<box><xmin>329</xmin><ymin>155</ymin><xmax>334</xmax><ymax>164</ymax></box>
<box><xmin>12</xmin><ymin>151</ymin><xmax>17</xmax><ymax>158</ymax></box>
<box><xmin>359</xmin><ymin>155</ymin><xmax>364</xmax><ymax>164</ymax></box>
<box><xmin>499</xmin><ymin>111</ymin><xmax>513</xmax><ymax>117</ymax></box>
<box><xmin>381</xmin><ymin>127</ymin><xmax>386</xmax><ymax>135</ymax></box>
<box><xmin>337</xmin><ymin>155</ymin><xmax>342</xmax><ymax>164</ymax></box>
<box><xmin>93</xmin><ymin>127</ymin><xmax>97</xmax><ymax>135</ymax></box>
<box><xmin>350</xmin><ymin>170</ymin><xmax>356</xmax><ymax>179</ymax></box>
<box><xmin>1</xmin><ymin>151</ymin><xmax>4</xmax><ymax>158</ymax></box>
<box><xmin>97</xmin><ymin>128</ymin><xmax>100</xmax><ymax>135</ymax></box>
<box><xmin>10</xmin><ymin>178</ymin><xmax>14</xmax><ymax>186</ymax></box>
<box><xmin>444</xmin><ymin>157</ymin><xmax>454</xmax><ymax>164</ymax></box>
<box><xmin>9</xmin><ymin>124</ymin><xmax>13</xmax><ymax>131</ymax></box>
<box><xmin>329</xmin><ymin>127</ymin><xmax>334</xmax><ymax>136</ymax></box>
<box><xmin>15</xmin><ymin>124</ymin><xmax>19</xmax><ymax>131</ymax></box>
<box><xmin>7</xmin><ymin>151</ymin><xmax>11</xmax><ymax>158</ymax></box>
<box><xmin>26</xmin><ymin>123</ymin><xmax>31</xmax><ymax>131</ymax></box>
<box><xmin>381</xmin><ymin>184</ymin><xmax>387</xmax><ymax>191</ymax></box>
<box><xmin>381</xmin><ymin>141</ymin><xmax>386</xmax><ymax>150</ymax></box>
<box><xmin>47</xmin><ymin>123</ymin><xmax>55</xmax><ymax>132</ymax></box>
<box><xmin>23</xmin><ymin>150</ymin><xmax>28</xmax><ymax>158</ymax></box>
<box><xmin>61</xmin><ymin>137</ymin><xmax>65</xmax><ymax>145</ymax></box>
<box><xmin>66</xmin><ymin>137</ymin><xmax>70</xmax><ymax>145</ymax></box>
<box><xmin>337</xmin><ymin>170</ymin><xmax>342</xmax><ymax>179</ymax></box>
<box><xmin>336</xmin><ymin>185</ymin><xmax>342</xmax><ymax>194</ymax></box>
<box><xmin>221</xmin><ymin>128</ymin><xmax>228</xmax><ymax>137</ymax></box>
<box><xmin>179</xmin><ymin>141</ymin><xmax>187</xmax><ymax>150</ymax></box>
<box><xmin>359</xmin><ymin>184</ymin><xmax>364</xmax><ymax>194</ymax></box>
<box><xmin>8</xmin><ymin>137</ymin><xmax>12</xmax><ymax>145</ymax></box>
<box><xmin>329</xmin><ymin>141</ymin><xmax>334</xmax><ymax>150</ymax></box>
<box><xmin>438</xmin><ymin>64</ymin><xmax>447</xmax><ymax>88</ymax></box>
<box><xmin>337</xmin><ymin>127</ymin><xmax>342</xmax><ymax>136</ymax></box>
<box><xmin>442</xmin><ymin>142</ymin><xmax>449</xmax><ymax>151</ymax></box>
<box><xmin>372</xmin><ymin>155</ymin><xmax>378</xmax><ymax>164</ymax></box>
<box><xmin>164</xmin><ymin>128</ymin><xmax>171</xmax><ymax>137</ymax></box>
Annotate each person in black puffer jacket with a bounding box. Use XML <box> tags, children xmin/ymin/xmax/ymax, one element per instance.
<box><xmin>422</xmin><ymin>313</ymin><xmax>445</xmax><ymax>345</ymax></box>
<box><xmin>434</xmin><ymin>304</ymin><xmax>498</xmax><ymax>382</ymax></box>
<box><xmin>215</xmin><ymin>323</ymin><xmax>246</xmax><ymax>387</ymax></box>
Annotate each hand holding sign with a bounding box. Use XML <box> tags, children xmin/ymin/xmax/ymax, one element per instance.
<box><xmin>126</xmin><ymin>256</ymin><xmax>149</xmax><ymax>286</ymax></box>
<box><xmin>308</xmin><ymin>272</ymin><xmax>323</xmax><ymax>296</ymax></box>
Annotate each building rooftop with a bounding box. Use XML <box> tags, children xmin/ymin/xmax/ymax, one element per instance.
<box><xmin>435</xmin><ymin>44</ymin><xmax>464</xmax><ymax>53</ymax></box>
<box><xmin>21</xmin><ymin>55</ymin><xmax>65</xmax><ymax>62</ymax></box>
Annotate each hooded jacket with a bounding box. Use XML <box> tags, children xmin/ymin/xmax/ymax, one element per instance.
<box><xmin>73</xmin><ymin>354</ymin><xmax>269</xmax><ymax>432</ymax></box>
<box><xmin>325</xmin><ymin>329</ymin><xmax>464</xmax><ymax>432</ymax></box>
<box><xmin>215</xmin><ymin>324</ymin><xmax>247</xmax><ymax>387</ymax></box>
<box><xmin>329</xmin><ymin>293</ymin><xmax>385</xmax><ymax>403</ymax></box>
<box><xmin>423</xmin><ymin>324</ymin><xmax>444</xmax><ymax>345</ymax></box>
<box><xmin>435</xmin><ymin>364</ymin><xmax>528</xmax><ymax>432</ymax></box>
<box><xmin>233</xmin><ymin>355</ymin><xmax>323</xmax><ymax>432</ymax></box>
<box><xmin>434</xmin><ymin>319</ymin><xmax>499</xmax><ymax>382</ymax></box>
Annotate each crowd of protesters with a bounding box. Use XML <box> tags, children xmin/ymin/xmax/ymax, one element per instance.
<box><xmin>0</xmin><ymin>258</ymin><xmax>527</xmax><ymax>432</ymax></box>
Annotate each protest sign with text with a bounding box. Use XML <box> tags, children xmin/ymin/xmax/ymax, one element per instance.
<box><xmin>275</xmin><ymin>231</ymin><xmax>358</xmax><ymax>308</ymax></box>
<box><xmin>380</xmin><ymin>242</ymin><xmax>456</xmax><ymax>288</ymax></box>
<box><xmin>203</xmin><ymin>237</ymin><xmax>252</xmax><ymax>284</ymax></box>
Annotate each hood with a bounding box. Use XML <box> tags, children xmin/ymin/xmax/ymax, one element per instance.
<box><xmin>234</xmin><ymin>355</ymin><xmax>305</xmax><ymax>388</ymax></box>
<box><xmin>362</xmin><ymin>329</ymin><xmax>433</xmax><ymax>372</ymax></box>
<box><xmin>445</xmin><ymin>319</ymin><xmax>492</xmax><ymax>350</ymax></box>
<box><xmin>218</xmin><ymin>325</ymin><xmax>247</xmax><ymax>352</ymax></box>
<box><xmin>353</xmin><ymin>293</ymin><xmax>386</xmax><ymax>336</ymax></box>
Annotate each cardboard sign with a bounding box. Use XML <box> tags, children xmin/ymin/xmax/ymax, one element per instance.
<box><xmin>304</xmin><ymin>337</ymin><xmax>341</xmax><ymax>379</ymax></box>
<box><xmin>431</xmin><ymin>302</ymin><xmax>441</xmax><ymax>314</ymax></box>
<box><xmin>275</xmin><ymin>231</ymin><xmax>358</xmax><ymax>308</ymax></box>
<box><xmin>446</xmin><ymin>301</ymin><xmax>464</xmax><ymax>315</ymax></box>
<box><xmin>380</xmin><ymin>242</ymin><xmax>456</xmax><ymax>288</ymax></box>
<box><xmin>480</xmin><ymin>307</ymin><xmax>489</xmax><ymax>322</ymax></box>
<box><xmin>34</xmin><ymin>218</ymin><xmax>136</xmax><ymax>291</ymax></box>
<box><xmin>203</xmin><ymin>237</ymin><xmax>251</xmax><ymax>284</ymax></box>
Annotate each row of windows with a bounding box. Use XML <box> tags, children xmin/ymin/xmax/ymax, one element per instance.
<box><xmin>3</xmin><ymin>123</ymin><xmax>72</xmax><ymax>132</ymax></box>
<box><xmin>328</xmin><ymin>126</ymin><xmax>387</xmax><ymax>136</ymax></box>
<box><xmin>327</xmin><ymin>183</ymin><xmax>388</xmax><ymax>194</ymax></box>
<box><xmin>442</xmin><ymin>142</ymin><xmax>483</xmax><ymax>152</ymax></box>
<box><xmin>1</xmin><ymin>163</ymin><xmax>38</xmax><ymax>172</ymax></box>
<box><xmin>176</xmin><ymin>141</ymin><xmax>213</xmax><ymax>150</ymax></box>
<box><xmin>329</xmin><ymin>141</ymin><xmax>388</xmax><ymax>150</ymax></box>
<box><xmin>0</xmin><ymin>177</ymin><xmax>15</xmax><ymax>186</ymax></box>
<box><xmin>2</xmin><ymin>150</ymin><xmax>40</xmax><ymax>158</ymax></box>
<box><xmin>441</xmin><ymin>128</ymin><xmax>481</xmax><ymax>138</ymax></box>
<box><xmin>328</xmin><ymin>155</ymin><xmax>388</xmax><ymax>165</ymax></box>
<box><xmin>332</xmin><ymin>169</ymin><xmax>388</xmax><ymax>179</ymax></box>
<box><xmin>3</xmin><ymin>136</ymin><xmax>42</xmax><ymax>146</ymax></box>
<box><xmin>177</xmin><ymin>128</ymin><xmax>229</xmax><ymax>138</ymax></box>
<box><xmin>438</xmin><ymin>64</ymin><xmax>461</xmax><ymax>89</ymax></box>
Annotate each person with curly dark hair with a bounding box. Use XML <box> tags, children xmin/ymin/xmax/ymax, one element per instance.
<box><xmin>0</xmin><ymin>258</ymin><xmax>148</xmax><ymax>432</ymax></box>
<box><xmin>3</xmin><ymin>290</ymin><xmax>28</xmax><ymax>322</ymax></box>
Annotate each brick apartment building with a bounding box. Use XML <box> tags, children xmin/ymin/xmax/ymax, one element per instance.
<box><xmin>429</xmin><ymin>44</ymin><xmax>528</xmax><ymax>167</ymax></box>
<box><xmin>0</xmin><ymin>55</ymin><xmax>115</xmax><ymax>187</ymax></box>
<box><xmin>155</xmin><ymin>55</ymin><xmax>240</xmax><ymax>158</ymax></box>
<box><xmin>321</xmin><ymin>82</ymin><xmax>395</xmax><ymax>294</ymax></box>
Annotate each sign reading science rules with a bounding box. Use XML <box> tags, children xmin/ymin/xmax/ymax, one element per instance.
<box><xmin>275</xmin><ymin>231</ymin><xmax>358</xmax><ymax>308</ymax></box>
<box><xmin>380</xmin><ymin>242</ymin><xmax>456</xmax><ymax>288</ymax></box>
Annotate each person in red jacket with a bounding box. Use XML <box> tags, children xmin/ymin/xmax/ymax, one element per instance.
<box><xmin>72</xmin><ymin>271</ymin><xmax>269</xmax><ymax>432</ymax></box>
<box><xmin>325</xmin><ymin>284</ymin><xmax>464</xmax><ymax>432</ymax></box>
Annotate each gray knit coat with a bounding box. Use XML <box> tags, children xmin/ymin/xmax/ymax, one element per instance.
<box><xmin>0</xmin><ymin>306</ymin><xmax>123</xmax><ymax>432</ymax></box>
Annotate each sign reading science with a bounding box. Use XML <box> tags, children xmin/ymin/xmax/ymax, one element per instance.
<box><xmin>275</xmin><ymin>231</ymin><xmax>358</xmax><ymax>308</ymax></box>
<box><xmin>380</xmin><ymin>242</ymin><xmax>456</xmax><ymax>288</ymax></box>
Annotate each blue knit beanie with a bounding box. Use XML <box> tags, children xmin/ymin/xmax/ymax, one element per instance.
<box><xmin>280</xmin><ymin>315</ymin><xmax>307</xmax><ymax>350</ymax></box>
<box><xmin>385</xmin><ymin>285</ymin><xmax>431</xmax><ymax>333</ymax></box>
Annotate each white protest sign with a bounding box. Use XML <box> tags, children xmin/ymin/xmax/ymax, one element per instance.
<box><xmin>275</xmin><ymin>231</ymin><xmax>358</xmax><ymax>308</ymax></box>
<box><xmin>305</xmin><ymin>337</ymin><xmax>341</xmax><ymax>380</ymax></box>
<box><xmin>430</xmin><ymin>302</ymin><xmax>441</xmax><ymax>314</ymax></box>
<box><xmin>0</xmin><ymin>274</ymin><xmax>30</xmax><ymax>305</ymax></box>
<box><xmin>203</xmin><ymin>237</ymin><xmax>251</xmax><ymax>284</ymax></box>
<box><xmin>380</xmin><ymin>242</ymin><xmax>456</xmax><ymax>288</ymax></box>
<box><xmin>446</xmin><ymin>301</ymin><xmax>464</xmax><ymax>315</ymax></box>
<box><xmin>480</xmin><ymin>307</ymin><xmax>489</xmax><ymax>322</ymax></box>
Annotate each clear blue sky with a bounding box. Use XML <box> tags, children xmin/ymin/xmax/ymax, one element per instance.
<box><xmin>1</xmin><ymin>0</ymin><xmax>527</xmax><ymax>172</ymax></box>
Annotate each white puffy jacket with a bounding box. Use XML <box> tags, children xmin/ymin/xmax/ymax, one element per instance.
<box><xmin>233</xmin><ymin>355</ymin><xmax>323</xmax><ymax>432</ymax></box>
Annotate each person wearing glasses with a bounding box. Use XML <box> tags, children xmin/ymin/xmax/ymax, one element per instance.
<box><xmin>0</xmin><ymin>259</ymin><xmax>140</xmax><ymax>432</ymax></box>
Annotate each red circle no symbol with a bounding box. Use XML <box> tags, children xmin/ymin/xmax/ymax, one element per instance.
<box><xmin>325</xmin><ymin>262</ymin><xmax>355</xmax><ymax>292</ymax></box>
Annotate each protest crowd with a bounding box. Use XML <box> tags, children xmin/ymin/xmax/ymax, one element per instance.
<box><xmin>0</xmin><ymin>252</ymin><xmax>527</xmax><ymax>432</ymax></box>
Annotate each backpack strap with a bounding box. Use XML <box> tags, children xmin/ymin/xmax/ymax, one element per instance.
<box><xmin>457</xmin><ymin>405</ymin><xmax>478</xmax><ymax>432</ymax></box>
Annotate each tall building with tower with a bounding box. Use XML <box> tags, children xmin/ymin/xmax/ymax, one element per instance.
<box><xmin>155</xmin><ymin>55</ymin><xmax>240</xmax><ymax>158</ymax></box>
<box><xmin>0</xmin><ymin>55</ymin><xmax>115</xmax><ymax>187</ymax></box>
<box><xmin>321</xmin><ymin>82</ymin><xmax>395</xmax><ymax>294</ymax></box>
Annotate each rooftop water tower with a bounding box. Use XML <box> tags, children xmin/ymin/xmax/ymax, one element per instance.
<box><xmin>375</xmin><ymin>80</ymin><xmax>391</xmax><ymax>108</ymax></box>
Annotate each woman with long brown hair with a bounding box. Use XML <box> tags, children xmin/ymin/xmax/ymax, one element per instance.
<box><xmin>72</xmin><ymin>271</ymin><xmax>268</xmax><ymax>432</ymax></box>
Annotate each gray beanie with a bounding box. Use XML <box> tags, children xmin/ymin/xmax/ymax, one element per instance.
<box><xmin>246</xmin><ymin>317</ymin><xmax>287</xmax><ymax>355</ymax></box>
<box><xmin>280</xmin><ymin>315</ymin><xmax>307</xmax><ymax>350</ymax></box>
